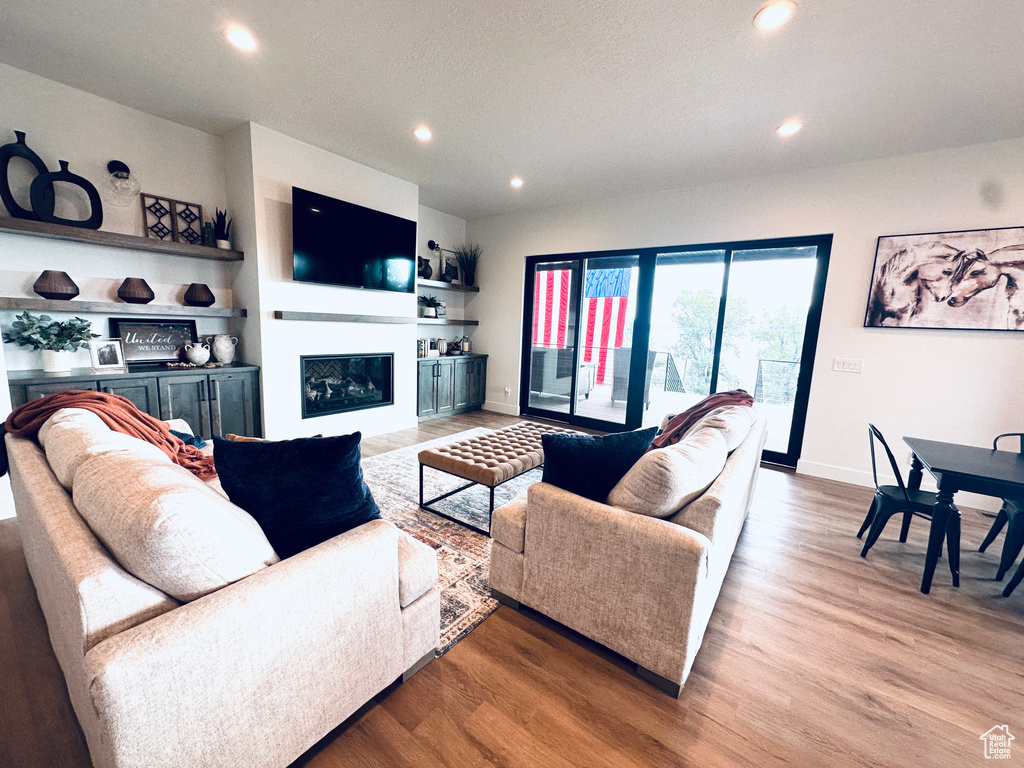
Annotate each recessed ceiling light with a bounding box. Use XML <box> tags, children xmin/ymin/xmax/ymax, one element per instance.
<box><xmin>753</xmin><ymin>1</ymin><xmax>796</xmax><ymax>30</ymax></box>
<box><xmin>510</xmin><ymin>177</ymin><xmax>524</xmax><ymax>189</ymax></box>
<box><xmin>413</xmin><ymin>126</ymin><xmax>432</xmax><ymax>141</ymax></box>
<box><xmin>224</xmin><ymin>24</ymin><xmax>257</xmax><ymax>52</ymax></box>
<box><xmin>776</xmin><ymin>120</ymin><xmax>803</xmax><ymax>137</ymax></box>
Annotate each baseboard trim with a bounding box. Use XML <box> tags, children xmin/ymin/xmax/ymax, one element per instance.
<box><xmin>482</xmin><ymin>401</ymin><xmax>519</xmax><ymax>415</ymax></box>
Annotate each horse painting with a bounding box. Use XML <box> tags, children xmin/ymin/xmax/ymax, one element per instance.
<box><xmin>865</xmin><ymin>227</ymin><xmax>1024</xmax><ymax>331</ymax></box>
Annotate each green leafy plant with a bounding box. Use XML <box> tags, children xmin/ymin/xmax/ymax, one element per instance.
<box><xmin>454</xmin><ymin>243</ymin><xmax>482</xmax><ymax>276</ymax></box>
<box><xmin>212</xmin><ymin>208</ymin><xmax>232</xmax><ymax>241</ymax></box>
<box><xmin>418</xmin><ymin>294</ymin><xmax>442</xmax><ymax>308</ymax></box>
<box><xmin>1</xmin><ymin>311</ymin><xmax>98</xmax><ymax>352</ymax></box>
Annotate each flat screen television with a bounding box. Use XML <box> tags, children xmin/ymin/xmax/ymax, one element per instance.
<box><xmin>292</xmin><ymin>186</ymin><xmax>417</xmax><ymax>293</ymax></box>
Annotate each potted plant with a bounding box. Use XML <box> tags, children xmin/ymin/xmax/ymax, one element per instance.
<box><xmin>454</xmin><ymin>243</ymin><xmax>482</xmax><ymax>286</ymax></box>
<box><xmin>2</xmin><ymin>311</ymin><xmax>98</xmax><ymax>373</ymax></box>
<box><xmin>212</xmin><ymin>208</ymin><xmax>232</xmax><ymax>249</ymax></box>
<box><xmin>418</xmin><ymin>294</ymin><xmax>441</xmax><ymax>318</ymax></box>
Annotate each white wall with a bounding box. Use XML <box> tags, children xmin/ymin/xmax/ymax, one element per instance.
<box><xmin>467</xmin><ymin>136</ymin><xmax>1024</xmax><ymax>505</ymax></box>
<box><xmin>236</xmin><ymin>123</ymin><xmax>421</xmax><ymax>440</ymax></box>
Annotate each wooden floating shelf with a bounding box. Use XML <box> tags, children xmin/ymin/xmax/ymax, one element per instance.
<box><xmin>416</xmin><ymin>318</ymin><xmax>480</xmax><ymax>326</ymax></box>
<box><xmin>417</xmin><ymin>279</ymin><xmax>480</xmax><ymax>293</ymax></box>
<box><xmin>274</xmin><ymin>310</ymin><xmax>478</xmax><ymax>326</ymax></box>
<box><xmin>0</xmin><ymin>297</ymin><xmax>246</xmax><ymax>318</ymax></box>
<box><xmin>0</xmin><ymin>217</ymin><xmax>244</xmax><ymax>262</ymax></box>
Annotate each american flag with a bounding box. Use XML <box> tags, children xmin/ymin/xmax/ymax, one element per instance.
<box><xmin>532</xmin><ymin>267</ymin><xmax>631</xmax><ymax>383</ymax></box>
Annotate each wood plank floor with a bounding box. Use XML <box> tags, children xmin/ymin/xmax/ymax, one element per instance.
<box><xmin>2</xmin><ymin>411</ymin><xmax>1021</xmax><ymax>767</ymax></box>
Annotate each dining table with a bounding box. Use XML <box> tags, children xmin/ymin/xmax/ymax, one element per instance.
<box><xmin>904</xmin><ymin>436</ymin><xmax>1024</xmax><ymax>594</ymax></box>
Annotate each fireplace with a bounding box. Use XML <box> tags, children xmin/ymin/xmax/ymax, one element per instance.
<box><xmin>301</xmin><ymin>353</ymin><xmax>393</xmax><ymax>418</ymax></box>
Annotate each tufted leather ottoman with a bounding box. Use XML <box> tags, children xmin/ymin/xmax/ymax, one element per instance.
<box><xmin>418</xmin><ymin>421</ymin><xmax>580</xmax><ymax>533</ymax></box>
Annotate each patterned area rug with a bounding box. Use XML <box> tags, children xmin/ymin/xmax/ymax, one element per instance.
<box><xmin>361</xmin><ymin>427</ymin><xmax>543</xmax><ymax>655</ymax></box>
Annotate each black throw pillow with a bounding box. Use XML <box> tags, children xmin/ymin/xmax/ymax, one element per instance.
<box><xmin>541</xmin><ymin>426</ymin><xmax>658</xmax><ymax>502</ymax></box>
<box><xmin>213</xmin><ymin>432</ymin><xmax>381</xmax><ymax>559</ymax></box>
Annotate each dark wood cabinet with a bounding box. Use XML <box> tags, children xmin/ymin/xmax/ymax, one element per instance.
<box><xmin>417</xmin><ymin>358</ymin><xmax>456</xmax><ymax>417</ymax></box>
<box><xmin>8</xmin><ymin>364</ymin><xmax>260</xmax><ymax>439</ymax></box>
<box><xmin>158</xmin><ymin>374</ymin><xmax>210</xmax><ymax>437</ymax></box>
<box><xmin>208</xmin><ymin>370</ymin><xmax>258</xmax><ymax>438</ymax></box>
<box><xmin>417</xmin><ymin>355</ymin><xmax>487</xmax><ymax>420</ymax></box>
<box><xmin>99</xmin><ymin>377</ymin><xmax>159</xmax><ymax>417</ymax></box>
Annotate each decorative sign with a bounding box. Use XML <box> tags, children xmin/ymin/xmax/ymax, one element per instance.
<box><xmin>109</xmin><ymin>318</ymin><xmax>198</xmax><ymax>364</ymax></box>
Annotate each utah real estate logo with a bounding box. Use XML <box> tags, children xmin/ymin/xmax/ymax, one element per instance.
<box><xmin>980</xmin><ymin>725</ymin><xmax>1014</xmax><ymax>759</ymax></box>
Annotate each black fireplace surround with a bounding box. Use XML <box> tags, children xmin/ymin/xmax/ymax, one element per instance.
<box><xmin>301</xmin><ymin>353</ymin><xmax>393</xmax><ymax>418</ymax></box>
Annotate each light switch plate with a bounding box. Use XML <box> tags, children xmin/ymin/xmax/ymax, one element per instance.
<box><xmin>833</xmin><ymin>358</ymin><xmax>864</xmax><ymax>373</ymax></box>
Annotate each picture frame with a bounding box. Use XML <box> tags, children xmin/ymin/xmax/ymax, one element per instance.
<box><xmin>88</xmin><ymin>338</ymin><xmax>127</xmax><ymax>373</ymax></box>
<box><xmin>109</xmin><ymin>318</ymin><xmax>198</xmax><ymax>364</ymax></box>
<box><xmin>864</xmin><ymin>225</ymin><xmax>1024</xmax><ymax>331</ymax></box>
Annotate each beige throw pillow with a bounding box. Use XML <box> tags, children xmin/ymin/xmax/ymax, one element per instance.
<box><xmin>701</xmin><ymin>405</ymin><xmax>755</xmax><ymax>451</ymax></box>
<box><xmin>73</xmin><ymin>451</ymin><xmax>279</xmax><ymax>601</ymax></box>
<box><xmin>42</xmin><ymin>420</ymin><xmax>170</xmax><ymax>490</ymax></box>
<box><xmin>607</xmin><ymin>426</ymin><xmax>728</xmax><ymax>518</ymax></box>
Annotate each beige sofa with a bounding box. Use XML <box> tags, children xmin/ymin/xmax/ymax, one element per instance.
<box><xmin>6</xmin><ymin>408</ymin><xmax>440</xmax><ymax>768</ymax></box>
<box><xmin>489</xmin><ymin>411</ymin><xmax>766</xmax><ymax>697</ymax></box>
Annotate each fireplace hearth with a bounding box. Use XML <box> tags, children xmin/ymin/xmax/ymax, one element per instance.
<box><xmin>301</xmin><ymin>353</ymin><xmax>393</xmax><ymax>418</ymax></box>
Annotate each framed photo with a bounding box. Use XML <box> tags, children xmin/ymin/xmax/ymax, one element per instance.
<box><xmin>864</xmin><ymin>225</ymin><xmax>1024</xmax><ymax>331</ymax></box>
<box><xmin>88</xmin><ymin>338</ymin><xmax>127</xmax><ymax>373</ymax></box>
<box><xmin>109</xmin><ymin>318</ymin><xmax>198</xmax><ymax>364</ymax></box>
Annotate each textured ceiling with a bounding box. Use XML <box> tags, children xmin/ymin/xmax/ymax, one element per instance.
<box><xmin>1</xmin><ymin>1</ymin><xmax>1022</xmax><ymax>221</ymax></box>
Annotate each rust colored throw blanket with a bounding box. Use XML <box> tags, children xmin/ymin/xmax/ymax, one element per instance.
<box><xmin>650</xmin><ymin>389</ymin><xmax>755</xmax><ymax>450</ymax></box>
<box><xmin>2</xmin><ymin>390</ymin><xmax>216</xmax><ymax>480</ymax></box>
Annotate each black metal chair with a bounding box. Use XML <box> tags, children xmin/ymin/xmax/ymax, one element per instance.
<box><xmin>979</xmin><ymin>433</ymin><xmax>1024</xmax><ymax>583</ymax></box>
<box><xmin>858</xmin><ymin>424</ymin><xmax>947</xmax><ymax>558</ymax></box>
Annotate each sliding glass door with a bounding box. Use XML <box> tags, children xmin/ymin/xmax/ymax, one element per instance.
<box><xmin>521</xmin><ymin>235</ymin><xmax>830</xmax><ymax>466</ymax></box>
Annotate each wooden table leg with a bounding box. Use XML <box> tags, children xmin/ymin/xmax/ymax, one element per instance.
<box><xmin>907</xmin><ymin>454</ymin><xmax>924</xmax><ymax>493</ymax></box>
<box><xmin>921</xmin><ymin>488</ymin><xmax>956</xmax><ymax>594</ymax></box>
<box><xmin>945</xmin><ymin>503</ymin><xmax>961</xmax><ymax>588</ymax></box>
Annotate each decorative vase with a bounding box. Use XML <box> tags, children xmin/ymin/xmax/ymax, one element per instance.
<box><xmin>422</xmin><ymin>307</ymin><xmax>436</xmax><ymax>318</ymax></box>
<box><xmin>462</xmin><ymin>271</ymin><xmax>475</xmax><ymax>287</ymax></box>
<box><xmin>216</xmin><ymin>239</ymin><xmax>231</xmax><ymax>250</ymax></box>
<box><xmin>118</xmin><ymin>277</ymin><xmax>155</xmax><ymax>304</ymax></box>
<box><xmin>184</xmin><ymin>283</ymin><xmax>215</xmax><ymax>307</ymax></box>
<box><xmin>41</xmin><ymin>349</ymin><xmax>71</xmax><ymax>374</ymax></box>
<box><xmin>184</xmin><ymin>342</ymin><xmax>211</xmax><ymax>365</ymax></box>
<box><xmin>30</xmin><ymin>160</ymin><xmax>104</xmax><ymax>230</ymax></box>
<box><xmin>33</xmin><ymin>270</ymin><xmax>80</xmax><ymax>300</ymax></box>
<box><xmin>208</xmin><ymin>335</ymin><xmax>238</xmax><ymax>364</ymax></box>
<box><xmin>0</xmin><ymin>131</ymin><xmax>49</xmax><ymax>220</ymax></box>
<box><xmin>201</xmin><ymin>222</ymin><xmax>216</xmax><ymax>247</ymax></box>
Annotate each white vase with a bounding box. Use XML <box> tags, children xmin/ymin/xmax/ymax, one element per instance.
<box><xmin>207</xmin><ymin>335</ymin><xmax>238</xmax><ymax>364</ymax></box>
<box><xmin>41</xmin><ymin>349</ymin><xmax>71</xmax><ymax>374</ymax></box>
<box><xmin>216</xmin><ymin>239</ymin><xmax>231</xmax><ymax>250</ymax></box>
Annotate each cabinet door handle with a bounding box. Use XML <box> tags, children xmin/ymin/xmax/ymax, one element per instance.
<box><xmin>102</xmin><ymin>386</ymin><xmax>113</xmax><ymax>394</ymax></box>
<box><xmin>199</xmin><ymin>380</ymin><xmax>207</xmax><ymax>402</ymax></box>
<box><xmin>211</xmin><ymin>380</ymin><xmax>220</xmax><ymax>401</ymax></box>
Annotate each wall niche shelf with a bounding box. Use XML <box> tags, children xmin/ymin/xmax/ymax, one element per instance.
<box><xmin>417</xmin><ymin>279</ymin><xmax>479</xmax><ymax>293</ymax></box>
<box><xmin>0</xmin><ymin>218</ymin><xmax>244</xmax><ymax>262</ymax></box>
<box><xmin>273</xmin><ymin>310</ymin><xmax>478</xmax><ymax>326</ymax></box>
<box><xmin>0</xmin><ymin>297</ymin><xmax>246</xmax><ymax>318</ymax></box>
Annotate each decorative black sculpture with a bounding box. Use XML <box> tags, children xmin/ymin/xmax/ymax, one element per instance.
<box><xmin>0</xmin><ymin>131</ymin><xmax>49</xmax><ymax>220</ymax></box>
<box><xmin>418</xmin><ymin>255</ymin><xmax>433</xmax><ymax>279</ymax></box>
<box><xmin>30</xmin><ymin>160</ymin><xmax>104</xmax><ymax>230</ymax></box>
<box><xmin>440</xmin><ymin>258</ymin><xmax>458</xmax><ymax>283</ymax></box>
